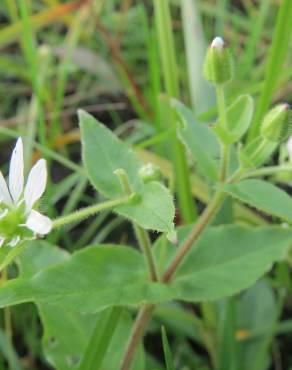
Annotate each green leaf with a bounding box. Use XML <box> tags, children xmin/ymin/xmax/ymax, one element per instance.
<box><xmin>17</xmin><ymin>240</ymin><xmax>69</xmax><ymax>278</ymax></box>
<box><xmin>154</xmin><ymin>225</ymin><xmax>292</xmax><ymax>302</ymax></box>
<box><xmin>40</xmin><ymin>305</ymin><xmax>144</xmax><ymax>370</ymax></box>
<box><xmin>116</xmin><ymin>181</ymin><xmax>175</xmax><ymax>234</ymax></box>
<box><xmin>0</xmin><ymin>226</ymin><xmax>291</xmax><ymax>312</ymax></box>
<box><xmin>16</xmin><ymin>242</ymin><xmax>144</xmax><ymax>370</ymax></box>
<box><xmin>79</xmin><ymin>110</ymin><xmax>175</xmax><ymax>234</ymax></box>
<box><xmin>0</xmin><ymin>244</ymin><xmax>173</xmax><ymax>311</ymax></box>
<box><xmin>222</xmin><ymin>179</ymin><xmax>292</xmax><ymax>222</ymax></box>
<box><xmin>172</xmin><ymin>99</ymin><xmax>220</xmax><ymax>181</ymax></box>
<box><xmin>238</xmin><ymin>137</ymin><xmax>277</xmax><ymax>168</ymax></box>
<box><xmin>79</xmin><ymin>110</ymin><xmax>142</xmax><ymax>198</ymax></box>
<box><xmin>225</xmin><ymin>95</ymin><xmax>254</xmax><ymax>142</ymax></box>
<box><xmin>236</xmin><ymin>280</ymin><xmax>275</xmax><ymax>370</ymax></box>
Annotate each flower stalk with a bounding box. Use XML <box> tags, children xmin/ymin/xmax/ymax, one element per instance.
<box><xmin>115</xmin><ymin>169</ymin><xmax>158</xmax><ymax>282</ymax></box>
<box><xmin>52</xmin><ymin>195</ymin><xmax>134</xmax><ymax>229</ymax></box>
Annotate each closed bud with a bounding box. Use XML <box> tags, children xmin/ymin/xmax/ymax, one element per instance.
<box><xmin>203</xmin><ymin>37</ymin><xmax>233</xmax><ymax>85</ymax></box>
<box><xmin>261</xmin><ymin>103</ymin><xmax>291</xmax><ymax>143</ymax></box>
<box><xmin>138</xmin><ymin>163</ymin><xmax>162</xmax><ymax>183</ymax></box>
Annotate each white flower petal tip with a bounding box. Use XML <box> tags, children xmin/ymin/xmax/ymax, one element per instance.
<box><xmin>25</xmin><ymin>159</ymin><xmax>47</xmax><ymax>211</ymax></box>
<box><xmin>9</xmin><ymin>137</ymin><xmax>24</xmax><ymax>204</ymax></box>
<box><xmin>0</xmin><ymin>171</ymin><xmax>12</xmax><ymax>206</ymax></box>
<box><xmin>211</xmin><ymin>36</ymin><xmax>224</xmax><ymax>50</ymax></box>
<box><xmin>26</xmin><ymin>210</ymin><xmax>52</xmax><ymax>235</ymax></box>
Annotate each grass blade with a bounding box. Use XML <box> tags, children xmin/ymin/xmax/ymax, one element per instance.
<box><xmin>248</xmin><ymin>0</ymin><xmax>292</xmax><ymax>140</ymax></box>
<box><xmin>161</xmin><ymin>326</ymin><xmax>175</xmax><ymax>370</ymax></box>
<box><xmin>181</xmin><ymin>0</ymin><xmax>215</xmax><ymax>114</ymax></box>
<box><xmin>154</xmin><ymin>0</ymin><xmax>197</xmax><ymax>222</ymax></box>
<box><xmin>78</xmin><ymin>307</ymin><xmax>122</xmax><ymax>370</ymax></box>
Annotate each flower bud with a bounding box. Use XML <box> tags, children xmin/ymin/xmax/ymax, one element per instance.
<box><xmin>203</xmin><ymin>37</ymin><xmax>233</xmax><ymax>85</ymax></box>
<box><xmin>261</xmin><ymin>103</ymin><xmax>291</xmax><ymax>143</ymax></box>
<box><xmin>138</xmin><ymin>163</ymin><xmax>162</xmax><ymax>183</ymax></box>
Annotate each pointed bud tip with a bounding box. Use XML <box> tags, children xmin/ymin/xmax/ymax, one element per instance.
<box><xmin>211</xmin><ymin>36</ymin><xmax>224</xmax><ymax>50</ymax></box>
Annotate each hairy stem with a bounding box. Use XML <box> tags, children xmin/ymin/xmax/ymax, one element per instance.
<box><xmin>52</xmin><ymin>195</ymin><xmax>133</xmax><ymax>229</ymax></box>
<box><xmin>133</xmin><ymin>225</ymin><xmax>158</xmax><ymax>281</ymax></box>
<box><xmin>115</xmin><ymin>169</ymin><xmax>158</xmax><ymax>281</ymax></box>
<box><xmin>163</xmin><ymin>190</ymin><xmax>225</xmax><ymax>282</ymax></box>
<box><xmin>216</xmin><ymin>86</ymin><xmax>227</xmax><ymax>129</ymax></box>
<box><xmin>120</xmin><ymin>305</ymin><xmax>155</xmax><ymax>370</ymax></box>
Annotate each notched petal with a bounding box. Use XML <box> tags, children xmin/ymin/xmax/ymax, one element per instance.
<box><xmin>26</xmin><ymin>210</ymin><xmax>52</xmax><ymax>235</ymax></box>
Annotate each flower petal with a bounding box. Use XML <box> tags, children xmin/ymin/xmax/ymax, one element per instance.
<box><xmin>24</xmin><ymin>159</ymin><xmax>47</xmax><ymax>211</ymax></box>
<box><xmin>26</xmin><ymin>210</ymin><xmax>52</xmax><ymax>235</ymax></box>
<box><xmin>0</xmin><ymin>171</ymin><xmax>12</xmax><ymax>205</ymax></box>
<box><xmin>9</xmin><ymin>138</ymin><xmax>24</xmax><ymax>204</ymax></box>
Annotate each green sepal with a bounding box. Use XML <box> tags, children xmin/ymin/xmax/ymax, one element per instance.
<box><xmin>238</xmin><ymin>137</ymin><xmax>277</xmax><ymax>168</ymax></box>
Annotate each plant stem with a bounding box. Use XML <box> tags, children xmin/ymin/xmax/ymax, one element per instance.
<box><xmin>115</xmin><ymin>169</ymin><xmax>158</xmax><ymax>281</ymax></box>
<box><xmin>3</xmin><ymin>268</ymin><xmax>13</xmax><ymax>370</ymax></box>
<box><xmin>216</xmin><ymin>86</ymin><xmax>230</xmax><ymax>182</ymax></box>
<box><xmin>163</xmin><ymin>190</ymin><xmax>225</xmax><ymax>282</ymax></box>
<box><xmin>216</xmin><ymin>86</ymin><xmax>227</xmax><ymax>129</ymax></box>
<box><xmin>133</xmin><ymin>225</ymin><xmax>158</xmax><ymax>281</ymax></box>
<box><xmin>119</xmin><ymin>189</ymin><xmax>226</xmax><ymax>370</ymax></box>
<box><xmin>244</xmin><ymin>165</ymin><xmax>292</xmax><ymax>178</ymax></box>
<box><xmin>120</xmin><ymin>305</ymin><xmax>155</xmax><ymax>370</ymax></box>
<box><xmin>52</xmin><ymin>195</ymin><xmax>133</xmax><ymax>229</ymax></box>
<box><xmin>220</xmin><ymin>144</ymin><xmax>229</xmax><ymax>182</ymax></box>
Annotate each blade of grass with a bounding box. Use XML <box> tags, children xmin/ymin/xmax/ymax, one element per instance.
<box><xmin>217</xmin><ymin>298</ymin><xmax>238</xmax><ymax>370</ymax></box>
<box><xmin>78</xmin><ymin>307</ymin><xmax>122</xmax><ymax>370</ymax></box>
<box><xmin>215</xmin><ymin>0</ymin><xmax>229</xmax><ymax>36</ymax></box>
<box><xmin>154</xmin><ymin>0</ymin><xmax>197</xmax><ymax>222</ymax></box>
<box><xmin>239</xmin><ymin>0</ymin><xmax>270</xmax><ymax>79</ymax></box>
<box><xmin>248</xmin><ymin>0</ymin><xmax>292</xmax><ymax>140</ymax></box>
<box><xmin>50</xmin><ymin>6</ymin><xmax>88</xmax><ymax>144</ymax></box>
<box><xmin>18</xmin><ymin>0</ymin><xmax>46</xmax><ymax>146</ymax></box>
<box><xmin>181</xmin><ymin>0</ymin><xmax>215</xmax><ymax>114</ymax></box>
<box><xmin>0</xmin><ymin>1</ymin><xmax>85</xmax><ymax>49</ymax></box>
<box><xmin>161</xmin><ymin>327</ymin><xmax>175</xmax><ymax>370</ymax></box>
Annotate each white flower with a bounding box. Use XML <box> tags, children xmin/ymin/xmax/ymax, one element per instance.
<box><xmin>0</xmin><ymin>138</ymin><xmax>52</xmax><ymax>246</ymax></box>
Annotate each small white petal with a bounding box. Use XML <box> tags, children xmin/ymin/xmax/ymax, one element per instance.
<box><xmin>211</xmin><ymin>36</ymin><xmax>224</xmax><ymax>51</ymax></box>
<box><xmin>24</xmin><ymin>159</ymin><xmax>47</xmax><ymax>211</ymax></box>
<box><xmin>9</xmin><ymin>138</ymin><xmax>24</xmax><ymax>204</ymax></box>
<box><xmin>0</xmin><ymin>171</ymin><xmax>12</xmax><ymax>206</ymax></box>
<box><xmin>0</xmin><ymin>237</ymin><xmax>5</xmax><ymax>247</ymax></box>
<box><xmin>26</xmin><ymin>210</ymin><xmax>52</xmax><ymax>235</ymax></box>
